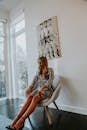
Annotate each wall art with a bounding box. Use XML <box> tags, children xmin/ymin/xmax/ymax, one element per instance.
<box><xmin>37</xmin><ymin>16</ymin><xmax>61</xmax><ymax>59</ymax></box>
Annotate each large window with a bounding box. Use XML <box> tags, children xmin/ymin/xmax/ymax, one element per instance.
<box><xmin>0</xmin><ymin>21</ymin><xmax>6</xmax><ymax>98</ymax></box>
<box><xmin>12</xmin><ymin>14</ymin><xmax>28</xmax><ymax>98</ymax></box>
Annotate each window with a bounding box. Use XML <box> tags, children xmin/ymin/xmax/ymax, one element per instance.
<box><xmin>0</xmin><ymin>21</ymin><xmax>6</xmax><ymax>98</ymax></box>
<box><xmin>12</xmin><ymin>14</ymin><xmax>28</xmax><ymax>98</ymax></box>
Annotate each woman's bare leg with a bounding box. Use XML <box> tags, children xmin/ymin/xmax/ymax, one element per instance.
<box><xmin>10</xmin><ymin>95</ymin><xmax>33</xmax><ymax>127</ymax></box>
<box><xmin>14</xmin><ymin>94</ymin><xmax>41</xmax><ymax>129</ymax></box>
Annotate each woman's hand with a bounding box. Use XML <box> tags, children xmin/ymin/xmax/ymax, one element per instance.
<box><xmin>38</xmin><ymin>85</ymin><xmax>46</xmax><ymax>92</ymax></box>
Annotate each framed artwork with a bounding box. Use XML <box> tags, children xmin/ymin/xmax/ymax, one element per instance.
<box><xmin>37</xmin><ymin>16</ymin><xmax>61</xmax><ymax>59</ymax></box>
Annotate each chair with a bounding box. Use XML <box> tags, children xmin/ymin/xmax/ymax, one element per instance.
<box><xmin>28</xmin><ymin>77</ymin><xmax>61</xmax><ymax>125</ymax></box>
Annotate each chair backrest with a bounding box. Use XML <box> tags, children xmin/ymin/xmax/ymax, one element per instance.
<box><xmin>39</xmin><ymin>76</ymin><xmax>61</xmax><ymax>106</ymax></box>
<box><xmin>51</xmin><ymin>80</ymin><xmax>61</xmax><ymax>101</ymax></box>
<box><xmin>53</xmin><ymin>75</ymin><xmax>60</xmax><ymax>89</ymax></box>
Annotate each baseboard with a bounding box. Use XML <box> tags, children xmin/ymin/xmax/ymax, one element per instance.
<box><xmin>49</xmin><ymin>104</ymin><xmax>87</xmax><ymax>115</ymax></box>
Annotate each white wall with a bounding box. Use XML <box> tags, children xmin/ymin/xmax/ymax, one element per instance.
<box><xmin>0</xmin><ymin>9</ymin><xmax>8</xmax><ymax>19</ymax></box>
<box><xmin>10</xmin><ymin>0</ymin><xmax>87</xmax><ymax>115</ymax></box>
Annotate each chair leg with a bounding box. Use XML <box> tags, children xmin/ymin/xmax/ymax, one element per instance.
<box><xmin>53</xmin><ymin>101</ymin><xmax>60</xmax><ymax>111</ymax></box>
<box><xmin>45</xmin><ymin>106</ymin><xmax>52</xmax><ymax>125</ymax></box>
<box><xmin>28</xmin><ymin>116</ymin><xmax>31</xmax><ymax>124</ymax></box>
<box><xmin>28</xmin><ymin>117</ymin><xmax>34</xmax><ymax>129</ymax></box>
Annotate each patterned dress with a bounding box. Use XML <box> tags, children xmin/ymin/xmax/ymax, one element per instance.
<box><xmin>30</xmin><ymin>68</ymin><xmax>54</xmax><ymax>99</ymax></box>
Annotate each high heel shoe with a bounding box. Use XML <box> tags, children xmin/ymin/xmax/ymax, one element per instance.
<box><xmin>6</xmin><ymin>124</ymin><xmax>24</xmax><ymax>130</ymax></box>
<box><xmin>6</xmin><ymin>114</ymin><xmax>21</xmax><ymax>129</ymax></box>
<box><xmin>5</xmin><ymin>114</ymin><xmax>21</xmax><ymax>130</ymax></box>
<box><xmin>5</xmin><ymin>125</ymin><xmax>16</xmax><ymax>130</ymax></box>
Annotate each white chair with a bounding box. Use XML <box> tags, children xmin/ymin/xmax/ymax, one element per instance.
<box><xmin>39</xmin><ymin>78</ymin><xmax>61</xmax><ymax>125</ymax></box>
<box><xmin>28</xmin><ymin>76</ymin><xmax>61</xmax><ymax>125</ymax></box>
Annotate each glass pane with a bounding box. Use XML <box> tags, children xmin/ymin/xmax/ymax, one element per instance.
<box><xmin>0</xmin><ymin>37</ymin><xmax>4</xmax><ymax>42</ymax></box>
<box><xmin>0</xmin><ymin>41</ymin><xmax>4</xmax><ymax>61</ymax></box>
<box><xmin>0</xmin><ymin>22</ymin><xmax>4</xmax><ymax>34</ymax></box>
<box><xmin>15</xmin><ymin>32</ymin><xmax>28</xmax><ymax>97</ymax></box>
<box><xmin>0</xmin><ymin>65</ymin><xmax>6</xmax><ymax>97</ymax></box>
<box><xmin>16</xmin><ymin>32</ymin><xmax>27</xmax><ymax>55</ymax></box>
<box><xmin>15</xmin><ymin>20</ymin><xmax>25</xmax><ymax>33</ymax></box>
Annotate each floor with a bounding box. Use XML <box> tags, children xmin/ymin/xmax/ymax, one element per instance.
<box><xmin>0</xmin><ymin>98</ymin><xmax>87</xmax><ymax>130</ymax></box>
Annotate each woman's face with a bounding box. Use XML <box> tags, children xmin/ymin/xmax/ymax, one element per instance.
<box><xmin>38</xmin><ymin>59</ymin><xmax>44</xmax><ymax>69</ymax></box>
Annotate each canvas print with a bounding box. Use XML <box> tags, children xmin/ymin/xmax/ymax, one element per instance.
<box><xmin>37</xmin><ymin>16</ymin><xmax>61</xmax><ymax>59</ymax></box>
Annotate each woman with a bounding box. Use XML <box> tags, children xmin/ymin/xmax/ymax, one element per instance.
<box><xmin>6</xmin><ymin>56</ymin><xmax>54</xmax><ymax>130</ymax></box>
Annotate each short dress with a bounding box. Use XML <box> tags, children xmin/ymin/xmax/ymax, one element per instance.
<box><xmin>30</xmin><ymin>68</ymin><xmax>54</xmax><ymax>99</ymax></box>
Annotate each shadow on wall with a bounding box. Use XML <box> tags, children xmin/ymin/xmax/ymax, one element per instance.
<box><xmin>59</xmin><ymin>76</ymin><xmax>79</xmax><ymax>105</ymax></box>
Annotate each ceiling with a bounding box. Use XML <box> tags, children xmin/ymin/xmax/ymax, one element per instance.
<box><xmin>0</xmin><ymin>0</ymin><xmax>22</xmax><ymax>11</ymax></box>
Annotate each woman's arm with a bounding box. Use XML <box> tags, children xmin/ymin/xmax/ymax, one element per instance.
<box><xmin>25</xmin><ymin>74</ymin><xmax>38</xmax><ymax>97</ymax></box>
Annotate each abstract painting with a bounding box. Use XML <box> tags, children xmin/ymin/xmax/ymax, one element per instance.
<box><xmin>37</xmin><ymin>16</ymin><xmax>61</xmax><ymax>59</ymax></box>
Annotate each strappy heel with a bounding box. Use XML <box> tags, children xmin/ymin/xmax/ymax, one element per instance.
<box><xmin>5</xmin><ymin>114</ymin><xmax>21</xmax><ymax>130</ymax></box>
<box><xmin>5</xmin><ymin>125</ymin><xmax>16</xmax><ymax>130</ymax></box>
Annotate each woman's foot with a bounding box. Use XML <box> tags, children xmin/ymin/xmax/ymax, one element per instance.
<box><xmin>5</xmin><ymin>125</ymin><xmax>16</xmax><ymax>130</ymax></box>
<box><xmin>5</xmin><ymin>115</ymin><xmax>21</xmax><ymax>130</ymax></box>
<box><xmin>13</xmin><ymin>117</ymin><xmax>25</xmax><ymax>130</ymax></box>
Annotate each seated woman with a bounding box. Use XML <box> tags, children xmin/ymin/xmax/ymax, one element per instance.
<box><xmin>6</xmin><ymin>56</ymin><xmax>54</xmax><ymax>130</ymax></box>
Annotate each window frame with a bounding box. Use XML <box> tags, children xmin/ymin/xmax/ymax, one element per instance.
<box><xmin>10</xmin><ymin>13</ymin><xmax>28</xmax><ymax>98</ymax></box>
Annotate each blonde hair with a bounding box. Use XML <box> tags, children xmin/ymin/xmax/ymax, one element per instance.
<box><xmin>38</xmin><ymin>56</ymin><xmax>48</xmax><ymax>74</ymax></box>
